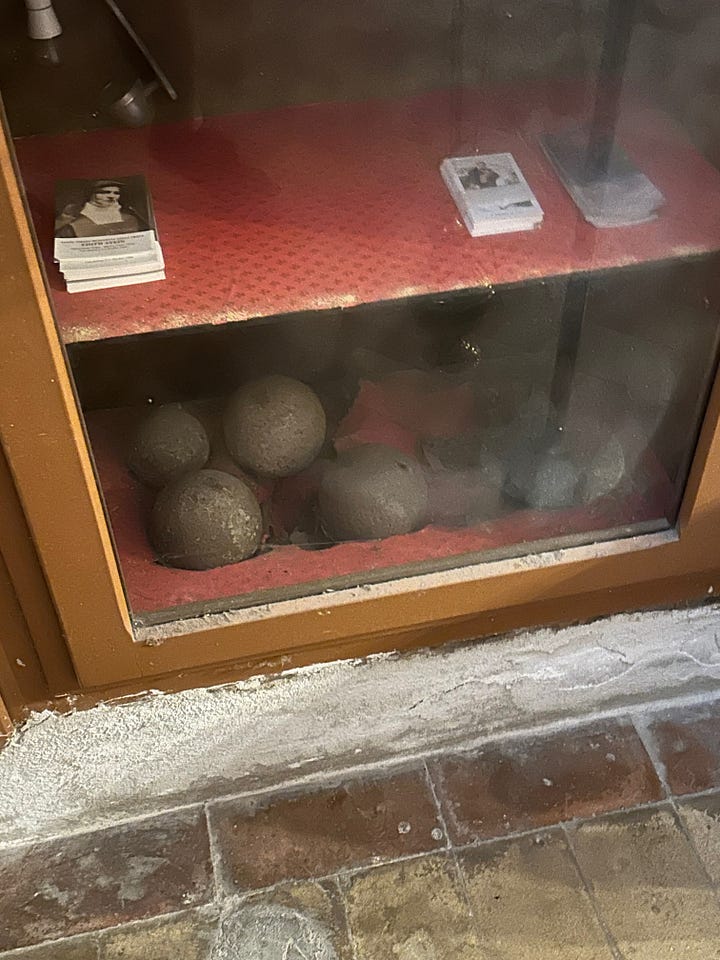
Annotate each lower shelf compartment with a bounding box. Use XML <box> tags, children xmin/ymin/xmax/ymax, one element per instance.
<box><xmin>87</xmin><ymin>404</ymin><xmax>675</xmax><ymax>626</ymax></box>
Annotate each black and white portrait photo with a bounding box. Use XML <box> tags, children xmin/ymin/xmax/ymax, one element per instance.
<box><xmin>459</xmin><ymin>159</ymin><xmax>520</xmax><ymax>191</ymax></box>
<box><xmin>54</xmin><ymin>176</ymin><xmax>152</xmax><ymax>239</ymax></box>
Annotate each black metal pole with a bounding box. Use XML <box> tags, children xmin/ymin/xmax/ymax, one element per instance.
<box><xmin>549</xmin><ymin>0</ymin><xmax>638</xmax><ymax>426</ymax></box>
<box><xmin>586</xmin><ymin>0</ymin><xmax>638</xmax><ymax>178</ymax></box>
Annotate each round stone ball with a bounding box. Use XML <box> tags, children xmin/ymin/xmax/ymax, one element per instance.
<box><xmin>319</xmin><ymin>444</ymin><xmax>428</xmax><ymax>542</ymax></box>
<box><xmin>150</xmin><ymin>469</ymin><xmax>263</xmax><ymax>570</ymax></box>
<box><xmin>504</xmin><ymin>444</ymin><xmax>580</xmax><ymax>510</ymax></box>
<box><xmin>527</xmin><ymin>454</ymin><xmax>579</xmax><ymax>510</ymax></box>
<box><xmin>223</xmin><ymin>375</ymin><xmax>326</xmax><ymax>479</ymax></box>
<box><xmin>128</xmin><ymin>404</ymin><xmax>209</xmax><ymax>489</ymax></box>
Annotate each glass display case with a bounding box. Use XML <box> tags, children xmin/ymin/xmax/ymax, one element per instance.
<box><xmin>2</xmin><ymin>0</ymin><xmax>720</xmax><ymax>696</ymax></box>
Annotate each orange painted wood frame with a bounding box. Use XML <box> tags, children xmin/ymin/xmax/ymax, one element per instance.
<box><xmin>1</xmin><ymin>107</ymin><xmax>720</xmax><ymax>700</ymax></box>
<box><xmin>0</xmin><ymin>695</ymin><xmax>12</xmax><ymax>738</ymax></box>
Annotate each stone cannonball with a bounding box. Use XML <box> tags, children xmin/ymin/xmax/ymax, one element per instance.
<box><xmin>127</xmin><ymin>404</ymin><xmax>210</xmax><ymax>489</ymax></box>
<box><xmin>319</xmin><ymin>444</ymin><xmax>428</xmax><ymax>542</ymax></box>
<box><xmin>150</xmin><ymin>469</ymin><xmax>263</xmax><ymax>570</ymax></box>
<box><xmin>504</xmin><ymin>444</ymin><xmax>580</xmax><ymax>511</ymax></box>
<box><xmin>223</xmin><ymin>375</ymin><xmax>326</xmax><ymax>478</ymax></box>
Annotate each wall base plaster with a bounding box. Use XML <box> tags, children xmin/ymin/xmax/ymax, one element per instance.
<box><xmin>1</xmin><ymin>602</ymin><xmax>720</xmax><ymax>846</ymax></box>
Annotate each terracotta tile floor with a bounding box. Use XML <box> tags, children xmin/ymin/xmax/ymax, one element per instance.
<box><xmin>2</xmin><ymin>699</ymin><xmax>720</xmax><ymax>959</ymax></box>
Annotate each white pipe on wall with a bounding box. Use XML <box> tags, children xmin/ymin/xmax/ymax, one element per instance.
<box><xmin>24</xmin><ymin>0</ymin><xmax>62</xmax><ymax>40</ymax></box>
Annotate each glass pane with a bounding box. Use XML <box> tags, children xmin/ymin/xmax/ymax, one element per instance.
<box><xmin>2</xmin><ymin>0</ymin><xmax>720</xmax><ymax>627</ymax></box>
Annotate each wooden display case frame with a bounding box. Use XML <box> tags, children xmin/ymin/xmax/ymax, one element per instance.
<box><xmin>2</xmin><ymin>102</ymin><xmax>720</xmax><ymax>718</ymax></box>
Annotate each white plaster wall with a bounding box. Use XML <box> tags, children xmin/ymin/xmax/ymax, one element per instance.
<box><xmin>1</xmin><ymin>602</ymin><xmax>719</xmax><ymax>846</ymax></box>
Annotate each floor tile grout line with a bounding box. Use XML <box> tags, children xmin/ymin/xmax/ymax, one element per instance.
<box><xmin>330</xmin><ymin>874</ymin><xmax>359</xmax><ymax>960</ymax></box>
<box><xmin>0</xmin><ymin>753</ymin><xmax>418</xmax><ymax>852</ymax></box>
<box><xmin>559</xmin><ymin>821</ymin><xmax>625</xmax><ymax>960</ymax></box>
<box><xmin>442</xmin><ymin>839</ymin><xmax>488</xmax><ymax>954</ymax></box>
<box><xmin>629</xmin><ymin>704</ymin><xmax>720</xmax><ymax>894</ymax></box>
<box><xmin>629</xmin><ymin>710</ymin><xmax>672</xmax><ymax>797</ymax></box>
<box><xmin>196</xmin><ymin>795</ymin><xmax>678</xmax><ymax>909</ymax></box>
<box><xmin>203</xmin><ymin>803</ymin><xmax>228</xmax><ymax>905</ymax></box>
<box><xmin>201</xmin><ymin>755</ymin><xmax>429</xmax><ymax>816</ymax></box>
<box><xmin>671</xmin><ymin>783</ymin><xmax>720</xmax><ymax>805</ymax></box>
<box><xmin>420</xmin><ymin>760</ymin><xmax>488</xmax><ymax>953</ymax></box>
<box><xmin>212</xmin><ymin>877</ymin><xmax>358</xmax><ymax>960</ymax></box>
<box><xmin>445</xmin><ymin>795</ymin><xmax>676</xmax><ymax>857</ymax></box>
<box><xmin>4</xmin><ymin>791</ymin><xmax>717</xmax><ymax>957</ymax></box>
<box><xmin>0</xmin><ymin>932</ymin><xmax>102</xmax><ymax>960</ymax></box>
<box><xmin>0</xmin><ymin>691</ymin><xmax>720</xmax><ymax>851</ymax></box>
<box><xmin>666</xmin><ymin>795</ymin><xmax>720</xmax><ymax>903</ymax></box>
<box><xmin>6</xmin><ymin>800</ymin><xmax>688</xmax><ymax>956</ymax></box>
<box><xmin>421</xmin><ymin>759</ymin><xmax>453</xmax><ymax>852</ymax></box>
<box><xmin>453</xmin><ymin>822</ymin><xmax>565</xmax><ymax>853</ymax></box>
<box><xmin>213</xmin><ymin>846</ymin><xmax>455</xmax><ymax>907</ymax></box>
<box><xmin>0</xmin><ymin>905</ymin><xmax>218</xmax><ymax>959</ymax></box>
<box><xmin>445</xmin><ymin>853</ymin><xmax>493</xmax><ymax>960</ymax></box>
<box><xmin>0</xmin><ymin>798</ymin><xmax>210</xmax><ymax>853</ymax></box>
<box><xmin>421</xmin><ymin>766</ymin><xmax>635</xmax><ymax>960</ymax></box>
<box><xmin>3</xmin><ymin>796</ymin><xmax>694</xmax><ymax>956</ymax></box>
<box><xmin>4</xmin><ymin>689</ymin><xmax>719</xmax><ymax>853</ymax></box>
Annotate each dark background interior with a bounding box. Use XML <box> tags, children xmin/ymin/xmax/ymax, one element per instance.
<box><xmin>1</xmin><ymin>0</ymin><xmax>719</xmax><ymax>171</ymax></box>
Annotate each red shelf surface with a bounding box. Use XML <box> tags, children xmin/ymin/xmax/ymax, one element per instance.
<box><xmin>14</xmin><ymin>83</ymin><xmax>720</xmax><ymax>344</ymax></box>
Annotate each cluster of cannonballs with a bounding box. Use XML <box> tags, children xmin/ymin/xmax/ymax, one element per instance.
<box><xmin>127</xmin><ymin>374</ymin><xmax>428</xmax><ymax>570</ymax></box>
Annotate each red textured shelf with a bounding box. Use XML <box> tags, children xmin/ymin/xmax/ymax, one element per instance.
<box><xmin>14</xmin><ymin>83</ymin><xmax>720</xmax><ymax>344</ymax></box>
<box><xmin>87</xmin><ymin>407</ymin><xmax>673</xmax><ymax>621</ymax></box>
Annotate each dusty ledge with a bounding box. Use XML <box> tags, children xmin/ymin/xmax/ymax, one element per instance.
<box><xmin>1</xmin><ymin>602</ymin><xmax>720</xmax><ymax>845</ymax></box>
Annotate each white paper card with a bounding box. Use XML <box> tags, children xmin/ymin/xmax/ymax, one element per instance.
<box><xmin>441</xmin><ymin>153</ymin><xmax>543</xmax><ymax>237</ymax></box>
